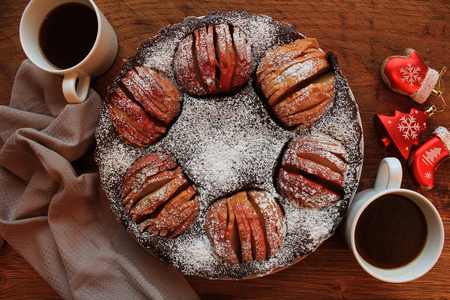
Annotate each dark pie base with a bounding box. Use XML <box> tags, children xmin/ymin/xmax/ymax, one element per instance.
<box><xmin>95</xmin><ymin>11</ymin><xmax>363</xmax><ymax>279</ymax></box>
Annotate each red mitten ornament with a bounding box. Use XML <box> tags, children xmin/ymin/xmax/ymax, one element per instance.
<box><xmin>409</xmin><ymin>127</ymin><xmax>450</xmax><ymax>189</ymax></box>
<box><xmin>374</xmin><ymin>107</ymin><xmax>433</xmax><ymax>160</ymax></box>
<box><xmin>381</xmin><ymin>49</ymin><xmax>439</xmax><ymax>104</ymax></box>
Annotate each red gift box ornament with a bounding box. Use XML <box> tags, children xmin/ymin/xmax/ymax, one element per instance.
<box><xmin>374</xmin><ymin>107</ymin><xmax>434</xmax><ymax>160</ymax></box>
<box><xmin>381</xmin><ymin>49</ymin><xmax>440</xmax><ymax>104</ymax></box>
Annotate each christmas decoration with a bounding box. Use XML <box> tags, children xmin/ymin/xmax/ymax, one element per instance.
<box><xmin>381</xmin><ymin>48</ymin><xmax>440</xmax><ymax>104</ymax></box>
<box><xmin>408</xmin><ymin>127</ymin><xmax>450</xmax><ymax>189</ymax></box>
<box><xmin>374</xmin><ymin>107</ymin><xmax>434</xmax><ymax>160</ymax></box>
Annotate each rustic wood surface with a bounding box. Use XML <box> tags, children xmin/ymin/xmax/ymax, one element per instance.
<box><xmin>0</xmin><ymin>0</ymin><xmax>449</xmax><ymax>298</ymax></box>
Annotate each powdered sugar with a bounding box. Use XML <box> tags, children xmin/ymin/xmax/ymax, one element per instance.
<box><xmin>158</xmin><ymin>86</ymin><xmax>288</xmax><ymax>205</ymax></box>
<box><xmin>95</xmin><ymin>11</ymin><xmax>363</xmax><ymax>279</ymax></box>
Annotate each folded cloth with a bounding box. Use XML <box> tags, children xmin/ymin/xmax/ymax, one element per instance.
<box><xmin>0</xmin><ymin>60</ymin><xmax>199</xmax><ymax>300</ymax></box>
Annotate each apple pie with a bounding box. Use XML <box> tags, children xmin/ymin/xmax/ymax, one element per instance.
<box><xmin>96</xmin><ymin>11</ymin><xmax>363</xmax><ymax>279</ymax></box>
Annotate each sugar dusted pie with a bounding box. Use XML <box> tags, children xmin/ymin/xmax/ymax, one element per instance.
<box><xmin>95</xmin><ymin>11</ymin><xmax>363</xmax><ymax>279</ymax></box>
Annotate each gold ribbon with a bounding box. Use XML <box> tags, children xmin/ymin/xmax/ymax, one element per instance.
<box><xmin>430</xmin><ymin>66</ymin><xmax>447</xmax><ymax>112</ymax></box>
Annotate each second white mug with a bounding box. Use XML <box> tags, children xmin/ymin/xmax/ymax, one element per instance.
<box><xmin>344</xmin><ymin>157</ymin><xmax>444</xmax><ymax>283</ymax></box>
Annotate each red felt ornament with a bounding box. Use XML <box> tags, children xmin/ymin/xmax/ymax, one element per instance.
<box><xmin>374</xmin><ymin>107</ymin><xmax>433</xmax><ymax>160</ymax></box>
<box><xmin>381</xmin><ymin>48</ymin><xmax>440</xmax><ymax>104</ymax></box>
<box><xmin>378</xmin><ymin>49</ymin><xmax>447</xmax><ymax>188</ymax></box>
<box><xmin>377</xmin><ymin>50</ymin><xmax>446</xmax><ymax>160</ymax></box>
<box><xmin>408</xmin><ymin>127</ymin><xmax>450</xmax><ymax>190</ymax></box>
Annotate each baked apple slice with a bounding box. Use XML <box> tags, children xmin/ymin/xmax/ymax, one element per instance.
<box><xmin>205</xmin><ymin>198</ymin><xmax>239</xmax><ymax>264</ymax></box>
<box><xmin>121</xmin><ymin>152</ymin><xmax>199</xmax><ymax>238</ymax></box>
<box><xmin>173</xmin><ymin>33</ymin><xmax>207</xmax><ymax>96</ymax></box>
<box><xmin>121</xmin><ymin>153</ymin><xmax>177</xmax><ymax>198</ymax></box>
<box><xmin>274</xmin><ymin>72</ymin><xmax>334</xmax><ymax>130</ymax></box>
<box><xmin>123</xmin><ymin>168</ymin><xmax>182</xmax><ymax>211</ymax></box>
<box><xmin>226</xmin><ymin>196</ymin><xmax>241</xmax><ymax>263</ymax></box>
<box><xmin>256</xmin><ymin>38</ymin><xmax>335</xmax><ymax>131</ymax></box>
<box><xmin>278</xmin><ymin>169</ymin><xmax>340</xmax><ymax>209</ymax></box>
<box><xmin>108</xmin><ymin>66</ymin><xmax>181</xmax><ymax>147</ymax></box>
<box><xmin>289</xmin><ymin>134</ymin><xmax>348</xmax><ymax>174</ymax></box>
<box><xmin>130</xmin><ymin>173</ymin><xmax>189</xmax><ymax>221</ymax></box>
<box><xmin>279</xmin><ymin>97</ymin><xmax>332</xmax><ymax>130</ymax></box>
<box><xmin>205</xmin><ymin>190</ymin><xmax>284</xmax><ymax>264</ymax></box>
<box><xmin>230</xmin><ymin>192</ymin><xmax>253</xmax><ymax>262</ymax></box>
<box><xmin>230</xmin><ymin>26</ymin><xmax>253</xmax><ymax>92</ymax></box>
<box><xmin>283</xmin><ymin>155</ymin><xmax>344</xmax><ymax>187</ymax></box>
<box><xmin>109</xmin><ymin>87</ymin><xmax>166</xmax><ymax>148</ymax></box>
<box><xmin>174</xmin><ymin>24</ymin><xmax>252</xmax><ymax>96</ymax></box>
<box><xmin>257</xmin><ymin>38</ymin><xmax>320</xmax><ymax>81</ymax></box>
<box><xmin>277</xmin><ymin>134</ymin><xmax>347</xmax><ymax>209</ymax></box>
<box><xmin>128</xmin><ymin>66</ymin><xmax>181</xmax><ymax>124</ymax></box>
<box><xmin>267</xmin><ymin>55</ymin><xmax>329</xmax><ymax>106</ymax></box>
<box><xmin>293</xmin><ymin>134</ymin><xmax>348</xmax><ymax>163</ymax></box>
<box><xmin>194</xmin><ymin>26</ymin><xmax>217</xmax><ymax>94</ymax></box>
<box><xmin>260</xmin><ymin>50</ymin><xmax>327</xmax><ymax>105</ymax></box>
<box><xmin>238</xmin><ymin>193</ymin><xmax>267</xmax><ymax>261</ymax></box>
<box><xmin>215</xmin><ymin>24</ymin><xmax>236</xmax><ymax>93</ymax></box>
<box><xmin>140</xmin><ymin>186</ymin><xmax>199</xmax><ymax>238</ymax></box>
<box><xmin>273</xmin><ymin>73</ymin><xmax>333</xmax><ymax>117</ymax></box>
<box><xmin>247</xmin><ymin>190</ymin><xmax>284</xmax><ymax>258</ymax></box>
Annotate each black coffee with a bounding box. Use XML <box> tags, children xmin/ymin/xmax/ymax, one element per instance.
<box><xmin>355</xmin><ymin>194</ymin><xmax>427</xmax><ymax>269</ymax></box>
<box><xmin>39</xmin><ymin>2</ymin><xmax>98</xmax><ymax>69</ymax></box>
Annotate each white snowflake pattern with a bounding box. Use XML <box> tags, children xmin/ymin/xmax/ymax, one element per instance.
<box><xmin>399</xmin><ymin>62</ymin><xmax>423</xmax><ymax>87</ymax></box>
<box><xmin>424</xmin><ymin>171</ymin><xmax>433</xmax><ymax>180</ymax></box>
<box><xmin>397</xmin><ymin>115</ymin><xmax>421</xmax><ymax>140</ymax></box>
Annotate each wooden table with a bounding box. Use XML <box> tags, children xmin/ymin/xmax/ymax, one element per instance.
<box><xmin>1</xmin><ymin>0</ymin><xmax>449</xmax><ymax>298</ymax></box>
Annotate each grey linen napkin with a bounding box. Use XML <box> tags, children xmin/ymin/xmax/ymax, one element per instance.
<box><xmin>0</xmin><ymin>60</ymin><xmax>199</xmax><ymax>300</ymax></box>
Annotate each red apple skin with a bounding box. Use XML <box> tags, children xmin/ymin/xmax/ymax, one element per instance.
<box><xmin>215</xmin><ymin>24</ymin><xmax>236</xmax><ymax>92</ymax></box>
<box><xmin>174</xmin><ymin>24</ymin><xmax>253</xmax><ymax>96</ymax></box>
<box><xmin>174</xmin><ymin>33</ymin><xmax>207</xmax><ymax>96</ymax></box>
<box><xmin>231</xmin><ymin>27</ymin><xmax>253</xmax><ymax>92</ymax></box>
<box><xmin>109</xmin><ymin>87</ymin><xmax>166</xmax><ymax>147</ymax></box>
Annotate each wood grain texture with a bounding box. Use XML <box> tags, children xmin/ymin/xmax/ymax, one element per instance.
<box><xmin>0</xmin><ymin>0</ymin><xmax>449</xmax><ymax>298</ymax></box>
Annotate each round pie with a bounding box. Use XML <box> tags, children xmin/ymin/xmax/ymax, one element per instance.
<box><xmin>95</xmin><ymin>11</ymin><xmax>363</xmax><ymax>279</ymax></box>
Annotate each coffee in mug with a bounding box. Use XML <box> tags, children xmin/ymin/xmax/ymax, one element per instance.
<box><xmin>39</xmin><ymin>2</ymin><xmax>98</xmax><ymax>70</ymax></box>
<box><xmin>344</xmin><ymin>157</ymin><xmax>444</xmax><ymax>283</ymax></box>
<box><xmin>20</xmin><ymin>0</ymin><xmax>118</xmax><ymax>104</ymax></box>
<box><xmin>354</xmin><ymin>193</ymin><xmax>427</xmax><ymax>269</ymax></box>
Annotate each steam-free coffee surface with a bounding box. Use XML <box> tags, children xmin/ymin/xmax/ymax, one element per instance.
<box><xmin>355</xmin><ymin>194</ymin><xmax>427</xmax><ymax>269</ymax></box>
<box><xmin>39</xmin><ymin>3</ymin><xmax>98</xmax><ymax>69</ymax></box>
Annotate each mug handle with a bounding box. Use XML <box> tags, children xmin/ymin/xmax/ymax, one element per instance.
<box><xmin>62</xmin><ymin>72</ymin><xmax>91</xmax><ymax>104</ymax></box>
<box><xmin>374</xmin><ymin>157</ymin><xmax>402</xmax><ymax>190</ymax></box>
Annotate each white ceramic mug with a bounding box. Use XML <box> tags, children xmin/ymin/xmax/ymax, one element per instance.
<box><xmin>20</xmin><ymin>0</ymin><xmax>118</xmax><ymax>103</ymax></box>
<box><xmin>344</xmin><ymin>157</ymin><xmax>444</xmax><ymax>283</ymax></box>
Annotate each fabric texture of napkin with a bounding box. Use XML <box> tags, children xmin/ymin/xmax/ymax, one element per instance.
<box><xmin>0</xmin><ymin>60</ymin><xmax>199</xmax><ymax>300</ymax></box>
